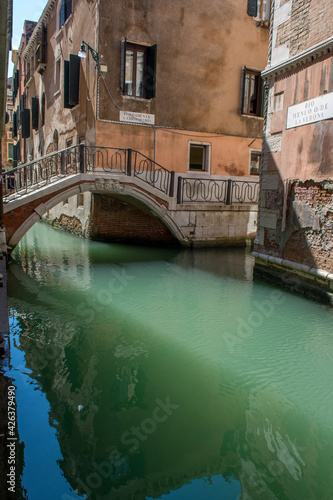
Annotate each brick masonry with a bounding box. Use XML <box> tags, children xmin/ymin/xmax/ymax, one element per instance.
<box><xmin>275</xmin><ymin>0</ymin><xmax>333</xmax><ymax>58</ymax></box>
<box><xmin>255</xmin><ymin>180</ymin><xmax>333</xmax><ymax>272</ymax></box>
<box><xmin>88</xmin><ymin>194</ymin><xmax>178</xmax><ymax>246</ymax></box>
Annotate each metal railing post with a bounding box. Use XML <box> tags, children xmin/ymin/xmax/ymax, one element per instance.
<box><xmin>60</xmin><ymin>151</ymin><xmax>65</xmax><ymax>174</ymax></box>
<box><xmin>226</xmin><ymin>179</ymin><xmax>232</xmax><ymax>205</ymax></box>
<box><xmin>169</xmin><ymin>171</ymin><xmax>175</xmax><ymax>198</ymax></box>
<box><xmin>177</xmin><ymin>176</ymin><xmax>182</xmax><ymax>204</ymax></box>
<box><xmin>79</xmin><ymin>144</ymin><xmax>85</xmax><ymax>173</ymax></box>
<box><xmin>126</xmin><ymin>148</ymin><xmax>132</xmax><ymax>176</ymax></box>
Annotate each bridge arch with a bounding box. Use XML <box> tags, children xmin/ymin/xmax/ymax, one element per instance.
<box><xmin>5</xmin><ymin>175</ymin><xmax>188</xmax><ymax>249</ymax></box>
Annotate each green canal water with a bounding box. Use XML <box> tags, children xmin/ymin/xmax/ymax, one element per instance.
<box><xmin>3</xmin><ymin>222</ymin><xmax>333</xmax><ymax>499</ymax></box>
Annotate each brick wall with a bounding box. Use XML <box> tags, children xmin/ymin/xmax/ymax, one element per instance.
<box><xmin>275</xmin><ymin>0</ymin><xmax>333</xmax><ymax>58</ymax></box>
<box><xmin>284</xmin><ymin>181</ymin><xmax>333</xmax><ymax>271</ymax></box>
<box><xmin>88</xmin><ymin>194</ymin><xmax>178</xmax><ymax>246</ymax></box>
<box><xmin>256</xmin><ymin>180</ymin><xmax>333</xmax><ymax>272</ymax></box>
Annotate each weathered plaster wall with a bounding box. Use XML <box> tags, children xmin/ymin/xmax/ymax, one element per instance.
<box><xmin>98</xmin><ymin>0</ymin><xmax>268</xmax><ymax>136</ymax></box>
<box><xmin>23</xmin><ymin>0</ymin><xmax>98</xmax><ymax>160</ymax></box>
<box><xmin>254</xmin><ymin>0</ymin><xmax>333</xmax><ymax>302</ymax></box>
<box><xmin>43</xmin><ymin>191</ymin><xmax>91</xmax><ymax>237</ymax></box>
<box><xmin>96</xmin><ymin>0</ymin><xmax>269</xmax><ymax>176</ymax></box>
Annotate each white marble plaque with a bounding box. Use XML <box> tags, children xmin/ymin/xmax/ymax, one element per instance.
<box><xmin>287</xmin><ymin>92</ymin><xmax>333</xmax><ymax>129</ymax></box>
<box><xmin>119</xmin><ymin>111</ymin><xmax>155</xmax><ymax>125</ymax></box>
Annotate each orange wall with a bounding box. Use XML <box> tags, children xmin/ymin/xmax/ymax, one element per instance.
<box><xmin>96</xmin><ymin>121</ymin><xmax>262</xmax><ymax>176</ymax></box>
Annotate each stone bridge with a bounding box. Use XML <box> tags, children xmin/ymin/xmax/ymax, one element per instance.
<box><xmin>2</xmin><ymin>145</ymin><xmax>259</xmax><ymax>251</ymax></box>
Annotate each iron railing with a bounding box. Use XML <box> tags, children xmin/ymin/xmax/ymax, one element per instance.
<box><xmin>2</xmin><ymin>145</ymin><xmax>85</xmax><ymax>202</ymax></box>
<box><xmin>1</xmin><ymin>145</ymin><xmax>259</xmax><ymax>206</ymax></box>
<box><xmin>177</xmin><ymin>177</ymin><xmax>259</xmax><ymax>204</ymax></box>
<box><xmin>131</xmin><ymin>150</ymin><xmax>175</xmax><ymax>197</ymax></box>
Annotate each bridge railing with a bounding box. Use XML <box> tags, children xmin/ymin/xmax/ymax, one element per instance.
<box><xmin>1</xmin><ymin>145</ymin><xmax>259</xmax><ymax>205</ymax></box>
<box><xmin>131</xmin><ymin>150</ymin><xmax>175</xmax><ymax>197</ymax></box>
<box><xmin>85</xmin><ymin>146</ymin><xmax>127</xmax><ymax>174</ymax></box>
<box><xmin>177</xmin><ymin>177</ymin><xmax>259</xmax><ymax>205</ymax></box>
<box><xmin>1</xmin><ymin>145</ymin><xmax>85</xmax><ymax>202</ymax></box>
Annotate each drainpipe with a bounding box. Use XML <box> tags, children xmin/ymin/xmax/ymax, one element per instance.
<box><xmin>0</xmin><ymin>139</ymin><xmax>4</xmax><ymax>228</ymax></box>
<box><xmin>154</xmin><ymin>127</ymin><xmax>157</xmax><ymax>164</ymax></box>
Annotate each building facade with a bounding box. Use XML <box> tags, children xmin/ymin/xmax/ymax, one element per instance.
<box><xmin>12</xmin><ymin>0</ymin><xmax>270</xmax><ymax>176</ymax></box>
<box><xmin>0</xmin><ymin>78</ymin><xmax>14</xmax><ymax>171</ymax></box>
<box><xmin>254</xmin><ymin>0</ymin><xmax>333</xmax><ymax>303</ymax></box>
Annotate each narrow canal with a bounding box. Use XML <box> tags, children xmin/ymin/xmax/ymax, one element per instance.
<box><xmin>3</xmin><ymin>222</ymin><xmax>333</xmax><ymax>499</ymax></box>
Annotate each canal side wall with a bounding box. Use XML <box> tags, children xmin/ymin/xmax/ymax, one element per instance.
<box><xmin>42</xmin><ymin>192</ymin><xmax>92</xmax><ymax>238</ymax></box>
<box><xmin>0</xmin><ymin>229</ymin><xmax>9</xmax><ymax>352</ymax></box>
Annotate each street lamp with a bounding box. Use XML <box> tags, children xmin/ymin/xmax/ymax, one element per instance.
<box><xmin>78</xmin><ymin>40</ymin><xmax>99</xmax><ymax>68</ymax></box>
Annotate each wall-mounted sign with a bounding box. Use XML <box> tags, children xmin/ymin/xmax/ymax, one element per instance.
<box><xmin>287</xmin><ymin>92</ymin><xmax>333</xmax><ymax>129</ymax></box>
<box><xmin>119</xmin><ymin>111</ymin><xmax>155</xmax><ymax>125</ymax></box>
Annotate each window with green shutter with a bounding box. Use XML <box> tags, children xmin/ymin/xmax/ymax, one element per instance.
<box><xmin>64</xmin><ymin>55</ymin><xmax>80</xmax><ymax>108</ymax></box>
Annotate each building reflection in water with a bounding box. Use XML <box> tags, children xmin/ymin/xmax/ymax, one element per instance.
<box><xmin>6</xmin><ymin>223</ymin><xmax>333</xmax><ymax>499</ymax></box>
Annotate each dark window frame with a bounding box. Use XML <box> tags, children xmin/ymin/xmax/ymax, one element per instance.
<box><xmin>121</xmin><ymin>40</ymin><xmax>157</xmax><ymax>99</ymax></box>
<box><xmin>241</xmin><ymin>67</ymin><xmax>264</xmax><ymax>117</ymax></box>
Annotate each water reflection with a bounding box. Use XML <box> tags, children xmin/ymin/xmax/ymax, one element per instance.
<box><xmin>5</xmin><ymin>223</ymin><xmax>333</xmax><ymax>500</ymax></box>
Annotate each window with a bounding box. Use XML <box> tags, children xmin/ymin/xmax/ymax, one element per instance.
<box><xmin>247</xmin><ymin>0</ymin><xmax>271</xmax><ymax>21</ymax></box>
<box><xmin>250</xmin><ymin>151</ymin><xmax>261</xmax><ymax>175</ymax></box>
<box><xmin>121</xmin><ymin>41</ymin><xmax>157</xmax><ymax>99</ymax></box>
<box><xmin>66</xmin><ymin>137</ymin><xmax>73</xmax><ymax>169</ymax></box>
<box><xmin>7</xmin><ymin>143</ymin><xmax>14</xmax><ymax>160</ymax></box>
<box><xmin>59</xmin><ymin>0</ymin><xmax>72</xmax><ymax>29</ymax></box>
<box><xmin>241</xmin><ymin>68</ymin><xmax>264</xmax><ymax>117</ymax></box>
<box><xmin>188</xmin><ymin>143</ymin><xmax>210</xmax><ymax>172</ymax></box>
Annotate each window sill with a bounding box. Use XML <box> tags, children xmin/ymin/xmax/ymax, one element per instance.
<box><xmin>70</xmin><ymin>104</ymin><xmax>80</xmax><ymax>112</ymax></box>
<box><xmin>241</xmin><ymin>114</ymin><xmax>264</xmax><ymax>120</ymax></box>
<box><xmin>56</xmin><ymin>13</ymin><xmax>73</xmax><ymax>38</ymax></box>
<box><xmin>187</xmin><ymin>170</ymin><xmax>211</xmax><ymax>175</ymax></box>
<box><xmin>122</xmin><ymin>95</ymin><xmax>151</xmax><ymax>102</ymax></box>
<box><xmin>255</xmin><ymin>19</ymin><xmax>270</xmax><ymax>28</ymax></box>
<box><xmin>55</xmin><ymin>29</ymin><xmax>63</xmax><ymax>41</ymax></box>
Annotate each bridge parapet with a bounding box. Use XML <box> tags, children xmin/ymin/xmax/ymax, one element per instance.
<box><xmin>1</xmin><ymin>145</ymin><xmax>258</xmax><ymax>207</ymax></box>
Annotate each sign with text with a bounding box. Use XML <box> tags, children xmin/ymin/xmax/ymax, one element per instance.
<box><xmin>119</xmin><ymin>111</ymin><xmax>155</xmax><ymax>125</ymax></box>
<box><xmin>287</xmin><ymin>92</ymin><xmax>333</xmax><ymax>129</ymax></box>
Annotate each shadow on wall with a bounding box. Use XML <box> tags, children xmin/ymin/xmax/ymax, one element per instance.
<box><xmin>254</xmin><ymin>140</ymin><xmax>333</xmax><ymax>302</ymax></box>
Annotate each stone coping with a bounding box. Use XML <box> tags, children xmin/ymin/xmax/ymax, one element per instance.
<box><xmin>263</xmin><ymin>35</ymin><xmax>333</xmax><ymax>78</ymax></box>
<box><xmin>253</xmin><ymin>251</ymin><xmax>333</xmax><ymax>282</ymax></box>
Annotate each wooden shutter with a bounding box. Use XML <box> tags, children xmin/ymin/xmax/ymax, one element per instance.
<box><xmin>64</xmin><ymin>60</ymin><xmax>71</xmax><ymax>108</ymax></box>
<box><xmin>145</xmin><ymin>44</ymin><xmax>157</xmax><ymax>99</ymax></box>
<box><xmin>260</xmin><ymin>77</ymin><xmax>266</xmax><ymax>117</ymax></box>
<box><xmin>41</xmin><ymin>24</ymin><xmax>47</xmax><ymax>64</ymax></box>
<box><xmin>22</xmin><ymin>109</ymin><xmax>31</xmax><ymax>139</ymax></box>
<box><xmin>12</xmin><ymin>111</ymin><xmax>17</xmax><ymax>138</ymax></box>
<box><xmin>13</xmin><ymin>144</ymin><xmax>18</xmax><ymax>168</ymax></box>
<box><xmin>65</xmin><ymin>0</ymin><xmax>72</xmax><ymax>19</ymax></box>
<box><xmin>240</xmin><ymin>67</ymin><xmax>246</xmax><ymax>115</ymax></box>
<box><xmin>120</xmin><ymin>39</ymin><xmax>127</xmax><ymax>94</ymax></box>
<box><xmin>31</xmin><ymin>97</ymin><xmax>39</xmax><ymax>130</ymax></box>
<box><xmin>247</xmin><ymin>0</ymin><xmax>258</xmax><ymax>16</ymax></box>
<box><xmin>69</xmin><ymin>54</ymin><xmax>80</xmax><ymax>106</ymax></box>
